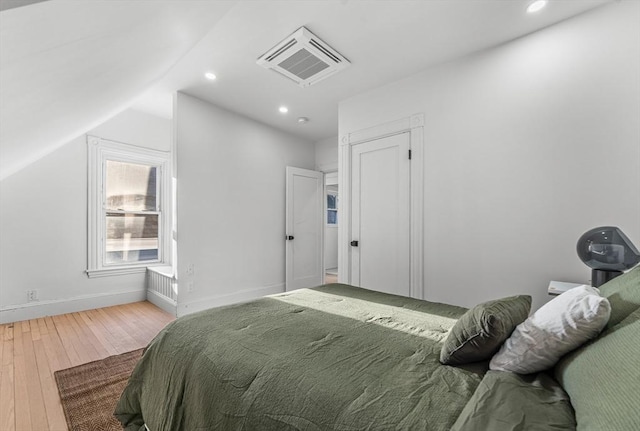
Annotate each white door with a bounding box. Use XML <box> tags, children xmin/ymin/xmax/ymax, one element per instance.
<box><xmin>286</xmin><ymin>166</ymin><xmax>324</xmax><ymax>291</ymax></box>
<box><xmin>350</xmin><ymin>132</ymin><xmax>411</xmax><ymax>296</ymax></box>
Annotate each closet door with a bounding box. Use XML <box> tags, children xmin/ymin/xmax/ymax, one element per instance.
<box><xmin>350</xmin><ymin>132</ymin><xmax>410</xmax><ymax>297</ymax></box>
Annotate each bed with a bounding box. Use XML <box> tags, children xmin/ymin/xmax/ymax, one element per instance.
<box><xmin>115</xmin><ymin>266</ymin><xmax>640</xmax><ymax>431</ymax></box>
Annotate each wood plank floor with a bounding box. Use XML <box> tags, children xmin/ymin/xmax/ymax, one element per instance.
<box><xmin>324</xmin><ymin>273</ymin><xmax>338</xmax><ymax>284</ymax></box>
<box><xmin>0</xmin><ymin>301</ymin><xmax>175</xmax><ymax>431</ymax></box>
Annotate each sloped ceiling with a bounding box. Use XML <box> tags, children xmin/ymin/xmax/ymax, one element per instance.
<box><xmin>0</xmin><ymin>0</ymin><xmax>612</xmax><ymax>180</ymax></box>
<box><xmin>0</xmin><ymin>0</ymin><xmax>236</xmax><ymax>179</ymax></box>
<box><xmin>0</xmin><ymin>0</ymin><xmax>50</xmax><ymax>12</ymax></box>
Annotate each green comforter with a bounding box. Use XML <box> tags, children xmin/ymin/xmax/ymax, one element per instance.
<box><xmin>115</xmin><ymin>284</ymin><xmax>486</xmax><ymax>431</ymax></box>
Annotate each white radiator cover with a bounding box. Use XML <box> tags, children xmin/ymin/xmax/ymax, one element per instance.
<box><xmin>147</xmin><ymin>266</ymin><xmax>177</xmax><ymax>315</ymax></box>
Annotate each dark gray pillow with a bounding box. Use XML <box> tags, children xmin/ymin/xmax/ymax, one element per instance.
<box><xmin>440</xmin><ymin>295</ymin><xmax>531</xmax><ymax>365</ymax></box>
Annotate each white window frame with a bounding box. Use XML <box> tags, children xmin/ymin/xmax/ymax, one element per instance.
<box><xmin>87</xmin><ymin>136</ymin><xmax>171</xmax><ymax>278</ymax></box>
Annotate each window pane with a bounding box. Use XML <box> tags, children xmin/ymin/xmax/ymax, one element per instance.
<box><xmin>105</xmin><ymin>213</ymin><xmax>158</xmax><ymax>264</ymax></box>
<box><xmin>328</xmin><ymin>210</ymin><xmax>337</xmax><ymax>225</ymax></box>
<box><xmin>327</xmin><ymin>194</ymin><xmax>336</xmax><ymax>209</ymax></box>
<box><xmin>106</xmin><ymin>160</ymin><xmax>157</xmax><ymax>211</ymax></box>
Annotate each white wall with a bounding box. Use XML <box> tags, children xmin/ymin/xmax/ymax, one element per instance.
<box><xmin>175</xmin><ymin>93</ymin><xmax>315</xmax><ymax>316</ymax></box>
<box><xmin>339</xmin><ymin>2</ymin><xmax>640</xmax><ymax>311</ymax></box>
<box><xmin>325</xmin><ymin>223</ymin><xmax>339</xmax><ymax>271</ymax></box>
<box><xmin>0</xmin><ymin>109</ymin><xmax>172</xmax><ymax>323</ymax></box>
<box><xmin>315</xmin><ymin>135</ymin><xmax>339</xmax><ymax>172</ymax></box>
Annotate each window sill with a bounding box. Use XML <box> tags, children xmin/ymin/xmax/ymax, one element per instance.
<box><xmin>86</xmin><ymin>266</ymin><xmax>148</xmax><ymax>278</ymax></box>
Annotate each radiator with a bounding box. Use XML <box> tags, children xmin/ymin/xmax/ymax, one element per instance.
<box><xmin>147</xmin><ymin>266</ymin><xmax>177</xmax><ymax>305</ymax></box>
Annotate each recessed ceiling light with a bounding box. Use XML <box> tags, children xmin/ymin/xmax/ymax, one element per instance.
<box><xmin>527</xmin><ymin>0</ymin><xmax>547</xmax><ymax>13</ymax></box>
<box><xmin>297</xmin><ymin>117</ymin><xmax>309</xmax><ymax>124</ymax></box>
<box><xmin>204</xmin><ymin>72</ymin><xmax>217</xmax><ymax>80</ymax></box>
<box><xmin>279</xmin><ymin>106</ymin><xmax>289</xmax><ymax>114</ymax></box>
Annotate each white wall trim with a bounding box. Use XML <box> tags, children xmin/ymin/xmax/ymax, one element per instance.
<box><xmin>177</xmin><ymin>283</ymin><xmax>285</xmax><ymax>317</ymax></box>
<box><xmin>87</xmin><ymin>266</ymin><xmax>147</xmax><ymax>278</ymax></box>
<box><xmin>0</xmin><ymin>289</ymin><xmax>146</xmax><ymax>324</ymax></box>
<box><xmin>344</xmin><ymin>116</ymin><xmax>416</xmax><ymax>145</ymax></box>
<box><xmin>409</xmin><ymin>114</ymin><xmax>425</xmax><ymax>300</ymax></box>
<box><xmin>338</xmin><ymin>113</ymin><xmax>425</xmax><ymax>299</ymax></box>
<box><xmin>337</xmin><ymin>140</ymin><xmax>351</xmax><ymax>283</ymax></box>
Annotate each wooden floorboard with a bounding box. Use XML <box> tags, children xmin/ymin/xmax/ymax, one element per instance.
<box><xmin>42</xmin><ymin>318</ymin><xmax>71</xmax><ymax>373</ymax></box>
<box><xmin>0</xmin><ymin>301</ymin><xmax>173</xmax><ymax>431</ymax></box>
<box><xmin>13</xmin><ymin>322</ymin><xmax>32</xmax><ymax>431</ymax></box>
<box><xmin>50</xmin><ymin>315</ymin><xmax>82</xmax><ymax>368</ymax></box>
<box><xmin>0</xmin><ymin>323</ymin><xmax>15</xmax><ymax>431</ymax></box>
<box><xmin>22</xmin><ymin>321</ymin><xmax>48</xmax><ymax>431</ymax></box>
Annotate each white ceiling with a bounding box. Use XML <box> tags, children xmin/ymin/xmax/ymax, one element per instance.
<box><xmin>0</xmin><ymin>0</ymin><xmax>612</xmax><ymax>180</ymax></box>
<box><xmin>0</xmin><ymin>0</ymin><xmax>235</xmax><ymax>179</ymax></box>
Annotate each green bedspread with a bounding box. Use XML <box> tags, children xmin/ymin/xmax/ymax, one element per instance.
<box><xmin>115</xmin><ymin>284</ymin><xmax>486</xmax><ymax>431</ymax></box>
<box><xmin>450</xmin><ymin>371</ymin><xmax>576</xmax><ymax>431</ymax></box>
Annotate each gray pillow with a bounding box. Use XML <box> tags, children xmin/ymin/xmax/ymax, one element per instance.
<box><xmin>440</xmin><ymin>295</ymin><xmax>531</xmax><ymax>365</ymax></box>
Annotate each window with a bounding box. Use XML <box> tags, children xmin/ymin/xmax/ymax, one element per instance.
<box><xmin>105</xmin><ymin>161</ymin><xmax>159</xmax><ymax>264</ymax></box>
<box><xmin>327</xmin><ymin>192</ymin><xmax>338</xmax><ymax>225</ymax></box>
<box><xmin>87</xmin><ymin>136</ymin><xmax>170</xmax><ymax>277</ymax></box>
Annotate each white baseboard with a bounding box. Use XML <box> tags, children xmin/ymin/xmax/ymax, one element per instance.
<box><xmin>177</xmin><ymin>283</ymin><xmax>284</xmax><ymax>317</ymax></box>
<box><xmin>0</xmin><ymin>289</ymin><xmax>146</xmax><ymax>324</ymax></box>
<box><xmin>146</xmin><ymin>289</ymin><xmax>177</xmax><ymax>316</ymax></box>
<box><xmin>1</xmin><ymin>283</ymin><xmax>286</xmax><ymax>323</ymax></box>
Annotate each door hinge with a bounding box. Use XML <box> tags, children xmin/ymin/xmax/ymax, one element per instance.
<box><xmin>408</xmin><ymin>149</ymin><xmax>412</xmax><ymax>160</ymax></box>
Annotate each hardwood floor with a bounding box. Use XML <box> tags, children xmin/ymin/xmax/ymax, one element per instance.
<box><xmin>0</xmin><ymin>301</ymin><xmax>175</xmax><ymax>431</ymax></box>
<box><xmin>325</xmin><ymin>273</ymin><xmax>338</xmax><ymax>284</ymax></box>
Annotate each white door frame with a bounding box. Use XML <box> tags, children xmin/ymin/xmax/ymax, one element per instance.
<box><xmin>338</xmin><ymin>114</ymin><xmax>424</xmax><ymax>299</ymax></box>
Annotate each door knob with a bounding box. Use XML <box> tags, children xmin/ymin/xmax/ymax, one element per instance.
<box><xmin>350</xmin><ymin>240</ymin><xmax>358</xmax><ymax>247</ymax></box>
<box><xmin>286</xmin><ymin>235</ymin><xmax>294</xmax><ymax>240</ymax></box>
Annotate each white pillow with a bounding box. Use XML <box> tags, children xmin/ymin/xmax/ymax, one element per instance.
<box><xmin>489</xmin><ymin>285</ymin><xmax>610</xmax><ymax>374</ymax></box>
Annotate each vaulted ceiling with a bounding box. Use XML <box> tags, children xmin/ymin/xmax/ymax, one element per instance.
<box><xmin>0</xmin><ymin>0</ymin><xmax>612</xmax><ymax>179</ymax></box>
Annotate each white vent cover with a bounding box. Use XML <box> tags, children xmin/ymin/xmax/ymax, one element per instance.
<box><xmin>257</xmin><ymin>27</ymin><xmax>350</xmax><ymax>88</ymax></box>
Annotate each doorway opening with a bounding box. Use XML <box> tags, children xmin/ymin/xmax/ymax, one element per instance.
<box><xmin>324</xmin><ymin>171</ymin><xmax>339</xmax><ymax>284</ymax></box>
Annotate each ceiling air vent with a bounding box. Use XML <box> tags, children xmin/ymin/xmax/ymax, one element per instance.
<box><xmin>257</xmin><ymin>26</ymin><xmax>350</xmax><ymax>88</ymax></box>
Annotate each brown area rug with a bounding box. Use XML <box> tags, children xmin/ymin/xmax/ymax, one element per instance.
<box><xmin>54</xmin><ymin>349</ymin><xmax>143</xmax><ymax>431</ymax></box>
